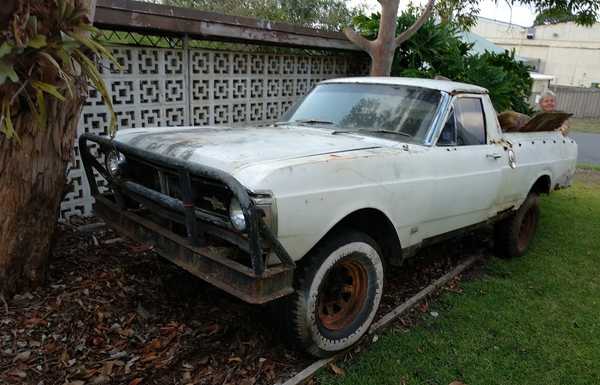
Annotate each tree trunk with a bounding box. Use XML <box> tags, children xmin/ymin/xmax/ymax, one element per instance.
<box><xmin>369</xmin><ymin>41</ymin><xmax>398</xmax><ymax>76</ymax></box>
<box><xmin>0</xmin><ymin>0</ymin><xmax>96</xmax><ymax>296</ymax></box>
<box><xmin>370</xmin><ymin>0</ymin><xmax>401</xmax><ymax>76</ymax></box>
<box><xmin>0</xmin><ymin>98</ymin><xmax>86</xmax><ymax>294</ymax></box>
<box><xmin>344</xmin><ymin>0</ymin><xmax>435</xmax><ymax>76</ymax></box>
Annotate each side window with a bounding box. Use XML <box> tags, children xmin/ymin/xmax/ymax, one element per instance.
<box><xmin>454</xmin><ymin>97</ymin><xmax>486</xmax><ymax>145</ymax></box>
<box><xmin>438</xmin><ymin>108</ymin><xmax>456</xmax><ymax>146</ymax></box>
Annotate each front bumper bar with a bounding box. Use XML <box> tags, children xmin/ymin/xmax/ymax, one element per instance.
<box><xmin>79</xmin><ymin>133</ymin><xmax>295</xmax><ymax>304</ymax></box>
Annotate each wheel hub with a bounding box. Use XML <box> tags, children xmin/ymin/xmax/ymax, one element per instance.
<box><xmin>317</xmin><ymin>258</ymin><xmax>368</xmax><ymax>331</ymax></box>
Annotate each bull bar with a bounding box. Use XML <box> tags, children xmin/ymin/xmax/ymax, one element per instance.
<box><xmin>79</xmin><ymin>133</ymin><xmax>295</xmax><ymax>304</ymax></box>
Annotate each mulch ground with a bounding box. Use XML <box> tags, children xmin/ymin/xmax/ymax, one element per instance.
<box><xmin>0</xmin><ymin>219</ymin><xmax>491</xmax><ymax>385</ymax></box>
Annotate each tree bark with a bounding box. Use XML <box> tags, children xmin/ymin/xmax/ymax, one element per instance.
<box><xmin>370</xmin><ymin>0</ymin><xmax>401</xmax><ymax>76</ymax></box>
<box><xmin>0</xmin><ymin>0</ymin><xmax>95</xmax><ymax>296</ymax></box>
<box><xmin>0</xmin><ymin>0</ymin><xmax>17</xmax><ymax>30</ymax></box>
<box><xmin>0</xmin><ymin>98</ymin><xmax>85</xmax><ymax>294</ymax></box>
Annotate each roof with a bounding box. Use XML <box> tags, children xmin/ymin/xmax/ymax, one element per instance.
<box><xmin>530</xmin><ymin>72</ymin><xmax>555</xmax><ymax>81</ymax></box>
<box><xmin>476</xmin><ymin>16</ymin><xmax>529</xmax><ymax>29</ymax></box>
<box><xmin>457</xmin><ymin>31</ymin><xmax>529</xmax><ymax>62</ymax></box>
<box><xmin>321</xmin><ymin>77</ymin><xmax>489</xmax><ymax>94</ymax></box>
<box><xmin>94</xmin><ymin>0</ymin><xmax>361</xmax><ymax>51</ymax></box>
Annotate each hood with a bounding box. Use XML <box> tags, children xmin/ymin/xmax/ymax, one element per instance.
<box><xmin>114</xmin><ymin>125</ymin><xmax>382</xmax><ymax>173</ymax></box>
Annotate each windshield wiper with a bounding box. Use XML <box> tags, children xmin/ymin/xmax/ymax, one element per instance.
<box><xmin>368</xmin><ymin>129</ymin><xmax>411</xmax><ymax>137</ymax></box>
<box><xmin>293</xmin><ymin>119</ymin><xmax>335</xmax><ymax>126</ymax></box>
<box><xmin>273</xmin><ymin>119</ymin><xmax>335</xmax><ymax>127</ymax></box>
<box><xmin>332</xmin><ymin>129</ymin><xmax>411</xmax><ymax>137</ymax></box>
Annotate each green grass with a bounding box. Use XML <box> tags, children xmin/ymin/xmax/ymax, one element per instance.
<box><xmin>320</xmin><ymin>173</ymin><xmax>600</xmax><ymax>385</ymax></box>
<box><xmin>570</xmin><ymin>118</ymin><xmax>600</xmax><ymax>134</ymax></box>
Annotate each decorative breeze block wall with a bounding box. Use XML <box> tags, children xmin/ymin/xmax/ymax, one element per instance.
<box><xmin>59</xmin><ymin>45</ymin><xmax>368</xmax><ymax>219</ymax></box>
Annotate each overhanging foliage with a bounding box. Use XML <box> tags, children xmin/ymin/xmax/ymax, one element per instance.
<box><xmin>0</xmin><ymin>0</ymin><xmax>119</xmax><ymax>141</ymax></box>
<box><xmin>159</xmin><ymin>0</ymin><xmax>361</xmax><ymax>32</ymax></box>
<box><xmin>352</xmin><ymin>9</ymin><xmax>534</xmax><ymax>114</ymax></box>
<box><xmin>524</xmin><ymin>0</ymin><xmax>598</xmax><ymax>26</ymax></box>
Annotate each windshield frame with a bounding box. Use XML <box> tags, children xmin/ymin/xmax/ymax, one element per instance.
<box><xmin>277</xmin><ymin>82</ymin><xmax>450</xmax><ymax>145</ymax></box>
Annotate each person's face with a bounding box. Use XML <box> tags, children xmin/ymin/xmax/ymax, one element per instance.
<box><xmin>539</xmin><ymin>96</ymin><xmax>556</xmax><ymax>112</ymax></box>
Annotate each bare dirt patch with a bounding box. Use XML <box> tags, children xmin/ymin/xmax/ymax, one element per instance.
<box><xmin>575</xmin><ymin>168</ymin><xmax>600</xmax><ymax>186</ymax></box>
<box><xmin>0</xmin><ymin>220</ymin><xmax>489</xmax><ymax>385</ymax></box>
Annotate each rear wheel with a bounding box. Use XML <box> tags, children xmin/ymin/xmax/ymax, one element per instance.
<box><xmin>282</xmin><ymin>229</ymin><xmax>384</xmax><ymax>357</ymax></box>
<box><xmin>495</xmin><ymin>193</ymin><xmax>540</xmax><ymax>258</ymax></box>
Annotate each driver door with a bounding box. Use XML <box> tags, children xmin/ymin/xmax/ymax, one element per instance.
<box><xmin>423</xmin><ymin>94</ymin><xmax>505</xmax><ymax>238</ymax></box>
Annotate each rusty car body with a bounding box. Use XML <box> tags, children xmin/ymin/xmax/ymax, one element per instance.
<box><xmin>81</xmin><ymin>77</ymin><xmax>578</xmax><ymax>356</ymax></box>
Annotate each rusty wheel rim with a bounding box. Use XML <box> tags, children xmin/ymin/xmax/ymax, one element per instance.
<box><xmin>317</xmin><ymin>258</ymin><xmax>368</xmax><ymax>331</ymax></box>
<box><xmin>518</xmin><ymin>207</ymin><xmax>536</xmax><ymax>252</ymax></box>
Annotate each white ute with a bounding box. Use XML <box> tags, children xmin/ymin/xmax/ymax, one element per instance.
<box><xmin>80</xmin><ymin>77</ymin><xmax>577</xmax><ymax>357</ymax></box>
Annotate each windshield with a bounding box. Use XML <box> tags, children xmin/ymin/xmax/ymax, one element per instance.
<box><xmin>280</xmin><ymin>83</ymin><xmax>442</xmax><ymax>143</ymax></box>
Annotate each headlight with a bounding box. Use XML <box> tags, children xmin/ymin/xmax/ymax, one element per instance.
<box><xmin>229</xmin><ymin>193</ymin><xmax>277</xmax><ymax>233</ymax></box>
<box><xmin>229</xmin><ymin>198</ymin><xmax>246</xmax><ymax>231</ymax></box>
<box><xmin>105</xmin><ymin>150</ymin><xmax>126</xmax><ymax>177</ymax></box>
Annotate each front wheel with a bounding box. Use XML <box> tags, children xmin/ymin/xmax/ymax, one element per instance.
<box><xmin>495</xmin><ymin>193</ymin><xmax>540</xmax><ymax>258</ymax></box>
<box><xmin>282</xmin><ymin>229</ymin><xmax>384</xmax><ymax>357</ymax></box>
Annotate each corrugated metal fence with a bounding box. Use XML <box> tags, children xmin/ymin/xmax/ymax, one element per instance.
<box><xmin>550</xmin><ymin>85</ymin><xmax>600</xmax><ymax>118</ymax></box>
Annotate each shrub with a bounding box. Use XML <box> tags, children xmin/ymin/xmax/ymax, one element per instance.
<box><xmin>351</xmin><ymin>9</ymin><xmax>534</xmax><ymax>114</ymax></box>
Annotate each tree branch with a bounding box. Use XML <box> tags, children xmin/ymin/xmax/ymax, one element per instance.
<box><xmin>394</xmin><ymin>0</ymin><xmax>435</xmax><ymax>46</ymax></box>
<box><xmin>343</xmin><ymin>27</ymin><xmax>373</xmax><ymax>54</ymax></box>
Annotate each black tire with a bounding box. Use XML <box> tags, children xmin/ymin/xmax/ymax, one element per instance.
<box><xmin>495</xmin><ymin>193</ymin><xmax>540</xmax><ymax>258</ymax></box>
<box><xmin>281</xmin><ymin>229</ymin><xmax>384</xmax><ymax>357</ymax></box>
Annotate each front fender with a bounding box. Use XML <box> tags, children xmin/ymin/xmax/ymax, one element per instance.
<box><xmin>239</xmin><ymin>146</ymin><xmax>426</xmax><ymax>262</ymax></box>
<box><xmin>276</xmin><ymin>190</ymin><xmax>398</xmax><ymax>261</ymax></box>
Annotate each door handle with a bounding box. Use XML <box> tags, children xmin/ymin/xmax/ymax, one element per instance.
<box><xmin>486</xmin><ymin>153</ymin><xmax>502</xmax><ymax>160</ymax></box>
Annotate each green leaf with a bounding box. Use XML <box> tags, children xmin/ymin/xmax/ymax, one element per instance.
<box><xmin>31</xmin><ymin>81</ymin><xmax>65</xmax><ymax>101</ymax></box>
<box><xmin>68</xmin><ymin>31</ymin><xmax>122</xmax><ymax>71</ymax></box>
<box><xmin>68</xmin><ymin>31</ymin><xmax>103</xmax><ymax>54</ymax></box>
<box><xmin>58</xmin><ymin>0</ymin><xmax>67</xmax><ymax>20</ymax></box>
<box><xmin>39</xmin><ymin>52</ymin><xmax>66</xmax><ymax>76</ymax></box>
<box><xmin>39</xmin><ymin>52</ymin><xmax>73</xmax><ymax>97</ymax></box>
<box><xmin>55</xmin><ymin>47</ymin><xmax>73</xmax><ymax>70</ymax></box>
<box><xmin>27</xmin><ymin>35</ymin><xmax>47</xmax><ymax>49</ymax></box>
<box><xmin>73</xmin><ymin>49</ymin><xmax>117</xmax><ymax>134</ymax></box>
<box><xmin>61</xmin><ymin>40</ymin><xmax>80</xmax><ymax>52</ymax></box>
<box><xmin>0</xmin><ymin>61</ymin><xmax>19</xmax><ymax>84</ymax></box>
<box><xmin>0</xmin><ymin>100</ymin><xmax>19</xmax><ymax>142</ymax></box>
<box><xmin>0</xmin><ymin>42</ymin><xmax>12</xmax><ymax>59</ymax></box>
<box><xmin>78</xmin><ymin>23</ymin><xmax>100</xmax><ymax>34</ymax></box>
